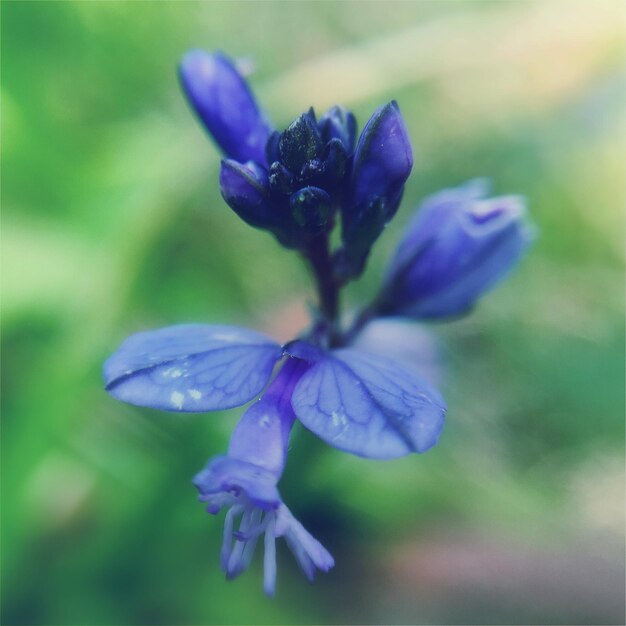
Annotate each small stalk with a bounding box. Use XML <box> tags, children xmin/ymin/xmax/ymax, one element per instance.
<box><xmin>305</xmin><ymin>234</ymin><xmax>341</xmax><ymax>346</ymax></box>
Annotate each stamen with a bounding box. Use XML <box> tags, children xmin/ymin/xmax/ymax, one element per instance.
<box><xmin>227</xmin><ymin>507</ymin><xmax>262</xmax><ymax>578</ymax></box>
<box><xmin>233</xmin><ymin>514</ymin><xmax>269</xmax><ymax>541</ymax></box>
<box><xmin>287</xmin><ymin>515</ymin><xmax>335</xmax><ymax>572</ymax></box>
<box><xmin>284</xmin><ymin>533</ymin><xmax>316</xmax><ymax>582</ymax></box>
<box><xmin>237</xmin><ymin>508</ymin><xmax>262</xmax><ymax>573</ymax></box>
<box><xmin>263</xmin><ymin>512</ymin><xmax>277</xmax><ymax>597</ymax></box>
<box><xmin>220</xmin><ymin>505</ymin><xmax>244</xmax><ymax>571</ymax></box>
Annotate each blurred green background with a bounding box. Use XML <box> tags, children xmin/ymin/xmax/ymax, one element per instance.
<box><xmin>2</xmin><ymin>1</ymin><xmax>624</xmax><ymax>624</ymax></box>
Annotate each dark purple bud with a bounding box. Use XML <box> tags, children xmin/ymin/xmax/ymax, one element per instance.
<box><xmin>379</xmin><ymin>180</ymin><xmax>536</xmax><ymax>319</ymax></box>
<box><xmin>265</xmin><ymin>130</ymin><xmax>281</xmax><ymax>165</ymax></box>
<box><xmin>318</xmin><ymin>105</ymin><xmax>357</xmax><ymax>154</ymax></box>
<box><xmin>179</xmin><ymin>50</ymin><xmax>272</xmax><ymax>165</ymax></box>
<box><xmin>321</xmin><ymin>139</ymin><xmax>348</xmax><ymax>187</ymax></box>
<box><xmin>220</xmin><ymin>159</ymin><xmax>276</xmax><ymax>229</ymax></box>
<box><xmin>299</xmin><ymin>158</ymin><xmax>324</xmax><ymax>181</ymax></box>
<box><xmin>289</xmin><ymin>186</ymin><xmax>332</xmax><ymax>235</ymax></box>
<box><xmin>278</xmin><ymin>112</ymin><xmax>324</xmax><ymax>174</ymax></box>
<box><xmin>268</xmin><ymin>161</ymin><xmax>294</xmax><ymax>195</ymax></box>
<box><xmin>340</xmin><ymin>101</ymin><xmax>413</xmax><ymax>279</ymax></box>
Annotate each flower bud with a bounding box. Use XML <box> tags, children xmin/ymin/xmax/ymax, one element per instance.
<box><xmin>278</xmin><ymin>111</ymin><xmax>324</xmax><ymax>174</ymax></box>
<box><xmin>339</xmin><ymin>101</ymin><xmax>413</xmax><ymax>279</ymax></box>
<box><xmin>378</xmin><ymin>180</ymin><xmax>535</xmax><ymax>319</ymax></box>
<box><xmin>219</xmin><ymin>159</ymin><xmax>274</xmax><ymax>229</ymax></box>
<box><xmin>179</xmin><ymin>50</ymin><xmax>272</xmax><ymax>165</ymax></box>
<box><xmin>268</xmin><ymin>161</ymin><xmax>294</xmax><ymax>195</ymax></box>
<box><xmin>318</xmin><ymin>105</ymin><xmax>357</xmax><ymax>154</ymax></box>
<box><xmin>321</xmin><ymin>138</ymin><xmax>348</xmax><ymax>188</ymax></box>
<box><xmin>289</xmin><ymin>186</ymin><xmax>332</xmax><ymax>235</ymax></box>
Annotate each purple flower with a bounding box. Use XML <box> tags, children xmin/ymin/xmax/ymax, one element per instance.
<box><xmin>193</xmin><ymin>359</ymin><xmax>334</xmax><ymax>596</ymax></box>
<box><xmin>104</xmin><ymin>323</ymin><xmax>443</xmax><ymax>591</ymax></box>
<box><xmin>377</xmin><ymin>180</ymin><xmax>535</xmax><ymax>319</ymax></box>
<box><xmin>105</xmin><ymin>48</ymin><xmax>534</xmax><ymax>596</ymax></box>
<box><xmin>104</xmin><ymin>323</ymin><xmax>446</xmax><ymax>461</ymax></box>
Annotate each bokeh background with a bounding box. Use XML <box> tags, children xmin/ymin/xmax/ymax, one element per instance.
<box><xmin>2</xmin><ymin>1</ymin><xmax>625</xmax><ymax>624</ymax></box>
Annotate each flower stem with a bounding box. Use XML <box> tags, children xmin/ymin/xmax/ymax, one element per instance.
<box><xmin>305</xmin><ymin>234</ymin><xmax>341</xmax><ymax>345</ymax></box>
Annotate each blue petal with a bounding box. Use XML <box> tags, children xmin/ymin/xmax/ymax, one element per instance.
<box><xmin>104</xmin><ymin>324</ymin><xmax>282</xmax><ymax>412</ymax></box>
<box><xmin>290</xmin><ymin>348</ymin><xmax>446</xmax><ymax>459</ymax></box>
<box><xmin>179</xmin><ymin>50</ymin><xmax>272</xmax><ymax>165</ymax></box>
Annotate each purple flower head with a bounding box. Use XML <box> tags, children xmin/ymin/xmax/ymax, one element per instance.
<box><xmin>180</xmin><ymin>50</ymin><xmax>412</xmax><ymax>268</ymax></box>
<box><xmin>193</xmin><ymin>359</ymin><xmax>334</xmax><ymax>596</ymax></box>
<box><xmin>105</xmin><ymin>48</ymin><xmax>534</xmax><ymax>597</ymax></box>
<box><xmin>377</xmin><ymin>180</ymin><xmax>536</xmax><ymax>319</ymax></box>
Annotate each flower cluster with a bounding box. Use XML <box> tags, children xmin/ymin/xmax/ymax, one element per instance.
<box><xmin>104</xmin><ymin>50</ymin><xmax>534</xmax><ymax>595</ymax></box>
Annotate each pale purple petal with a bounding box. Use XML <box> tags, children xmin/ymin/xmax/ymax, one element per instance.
<box><xmin>193</xmin><ymin>456</ymin><xmax>281</xmax><ymax>511</ymax></box>
<box><xmin>103</xmin><ymin>324</ymin><xmax>281</xmax><ymax>412</ymax></box>
<box><xmin>291</xmin><ymin>347</ymin><xmax>446</xmax><ymax>459</ymax></box>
